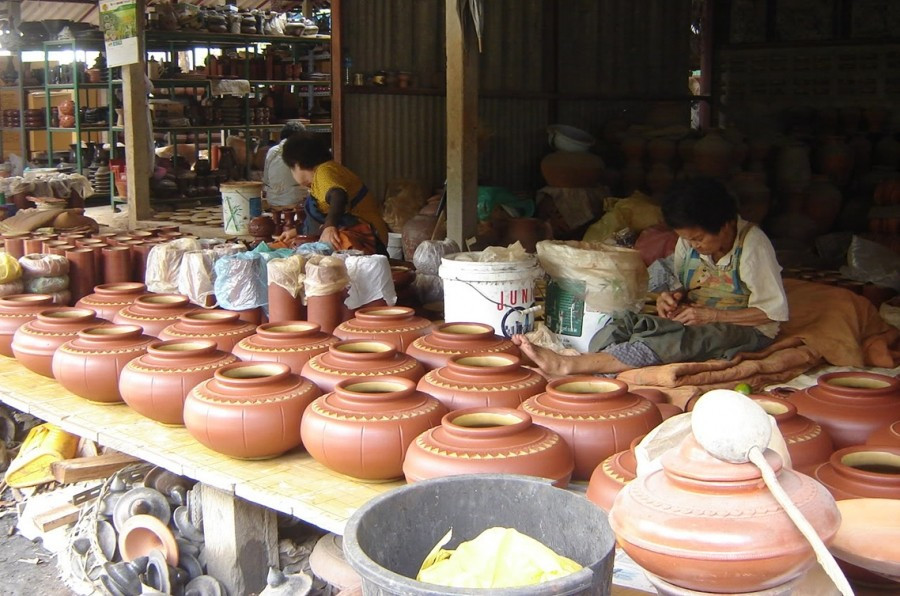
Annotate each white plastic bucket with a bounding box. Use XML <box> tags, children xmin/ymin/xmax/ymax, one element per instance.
<box><xmin>221</xmin><ymin>181</ymin><xmax>263</xmax><ymax>235</ymax></box>
<box><xmin>439</xmin><ymin>252</ymin><xmax>542</xmax><ymax>338</ymax></box>
<box><xmin>387</xmin><ymin>232</ymin><xmax>403</xmax><ymax>260</ymax></box>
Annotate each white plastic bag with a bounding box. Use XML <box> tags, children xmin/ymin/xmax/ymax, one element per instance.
<box><xmin>213</xmin><ymin>252</ymin><xmax>268</xmax><ymax>310</ymax></box>
<box><xmin>414</xmin><ymin>239</ymin><xmax>461</xmax><ymax>275</ymax></box>
<box><xmin>267</xmin><ymin>255</ymin><xmax>306</xmax><ymax>300</ymax></box>
<box><xmin>343</xmin><ymin>254</ymin><xmax>397</xmax><ymax>310</ymax></box>
<box><xmin>178</xmin><ymin>250</ymin><xmax>217</xmax><ymax>307</ymax></box>
<box><xmin>304</xmin><ymin>255</ymin><xmax>349</xmax><ymax>298</ymax></box>
<box><xmin>145</xmin><ymin>238</ymin><xmax>202</xmax><ymax>294</ymax></box>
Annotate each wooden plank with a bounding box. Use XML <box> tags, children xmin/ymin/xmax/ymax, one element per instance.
<box><xmin>32</xmin><ymin>503</ymin><xmax>81</xmax><ymax>532</ymax></box>
<box><xmin>50</xmin><ymin>453</ymin><xmax>140</xmax><ymax>484</ymax></box>
<box><xmin>331</xmin><ymin>0</ymin><xmax>343</xmax><ymax>162</ymax></box>
<box><xmin>123</xmin><ymin>0</ymin><xmax>152</xmax><ymax>225</ymax></box>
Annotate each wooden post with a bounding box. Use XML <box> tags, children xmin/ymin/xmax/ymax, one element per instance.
<box><xmin>122</xmin><ymin>0</ymin><xmax>152</xmax><ymax>225</ymax></box>
<box><xmin>331</xmin><ymin>0</ymin><xmax>343</xmax><ymax>163</ymax></box>
<box><xmin>445</xmin><ymin>0</ymin><xmax>479</xmax><ymax>248</ymax></box>
<box><xmin>199</xmin><ymin>484</ymin><xmax>279</xmax><ymax>596</ymax></box>
<box><xmin>699</xmin><ymin>0</ymin><xmax>714</xmax><ymax>129</ymax></box>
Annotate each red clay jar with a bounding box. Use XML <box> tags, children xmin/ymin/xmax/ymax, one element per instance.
<box><xmin>812</xmin><ymin>445</ymin><xmax>900</xmax><ymax>500</ymax></box>
<box><xmin>183</xmin><ymin>362</ymin><xmax>322</xmax><ymax>459</ymax></box>
<box><xmin>586</xmin><ymin>435</ymin><xmax>643</xmax><ymax>511</ymax></box>
<box><xmin>102</xmin><ymin>246</ymin><xmax>133</xmax><ymax>284</ymax></box>
<box><xmin>609</xmin><ymin>433</ymin><xmax>841</xmax><ymax>593</ymax></box>
<box><xmin>752</xmin><ymin>394</ymin><xmax>835</xmax><ymax>475</ymax></box>
<box><xmin>119</xmin><ymin>339</ymin><xmax>238</xmax><ymax>426</ymax></box>
<box><xmin>113</xmin><ymin>294</ymin><xmax>195</xmax><ymax>338</ymax></box>
<box><xmin>66</xmin><ymin>248</ymin><xmax>98</xmax><ymax>304</ymax></box>
<box><xmin>0</xmin><ymin>294</ymin><xmax>54</xmax><ymax>357</ymax></box>
<box><xmin>2</xmin><ymin>232</ymin><xmax>29</xmax><ymax>260</ymax></box>
<box><xmin>301</xmin><ymin>339</ymin><xmax>425</xmax><ymax>393</ymax></box>
<box><xmin>405</xmin><ymin>322</ymin><xmax>519</xmax><ymax>370</ymax></box>
<box><xmin>417</xmin><ymin>353</ymin><xmax>546</xmax><ymax>412</ymax></box>
<box><xmin>75</xmin><ymin>283</ymin><xmax>148</xmax><ymax>322</ymax></box>
<box><xmin>787</xmin><ymin>371</ymin><xmax>900</xmax><ymax>449</ymax></box>
<box><xmin>867</xmin><ymin>420</ymin><xmax>900</xmax><ymax>447</ymax></box>
<box><xmin>403</xmin><ymin>407</ymin><xmax>575</xmax><ymax>488</ymax></box>
<box><xmin>11</xmin><ymin>307</ymin><xmax>106</xmax><ymax>377</ymax></box>
<box><xmin>520</xmin><ymin>377</ymin><xmax>662</xmax><ymax>481</ymax></box>
<box><xmin>334</xmin><ymin>306</ymin><xmax>431</xmax><ymax>351</ymax></box>
<box><xmin>125</xmin><ymin>241</ymin><xmax>153</xmax><ymax>283</ymax></box>
<box><xmin>306</xmin><ymin>291</ymin><xmax>347</xmax><ymax>334</ymax></box>
<box><xmin>232</xmin><ymin>321</ymin><xmax>337</xmax><ymax>374</ymax></box>
<box><xmin>301</xmin><ymin>376</ymin><xmax>447</xmax><ymax>481</ymax></box>
<box><xmin>631</xmin><ymin>387</ymin><xmax>683</xmax><ymax>420</ymax></box>
<box><xmin>52</xmin><ymin>325</ymin><xmax>154</xmax><ymax>404</ymax></box>
<box><xmin>158</xmin><ymin>309</ymin><xmax>256</xmax><ymax>353</ymax></box>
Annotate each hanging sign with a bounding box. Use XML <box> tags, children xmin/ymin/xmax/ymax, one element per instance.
<box><xmin>99</xmin><ymin>0</ymin><xmax>139</xmax><ymax>67</ymax></box>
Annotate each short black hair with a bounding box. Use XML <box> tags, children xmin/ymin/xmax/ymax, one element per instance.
<box><xmin>280</xmin><ymin>121</ymin><xmax>306</xmax><ymax>140</ymax></box>
<box><xmin>661</xmin><ymin>177</ymin><xmax>737</xmax><ymax>234</ymax></box>
<box><xmin>281</xmin><ymin>132</ymin><xmax>332</xmax><ymax>169</ymax></box>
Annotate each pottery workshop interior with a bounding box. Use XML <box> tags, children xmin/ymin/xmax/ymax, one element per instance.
<box><xmin>0</xmin><ymin>0</ymin><xmax>898</xmax><ymax>595</ymax></box>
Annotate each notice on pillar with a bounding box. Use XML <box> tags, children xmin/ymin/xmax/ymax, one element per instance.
<box><xmin>100</xmin><ymin>0</ymin><xmax>139</xmax><ymax>67</ymax></box>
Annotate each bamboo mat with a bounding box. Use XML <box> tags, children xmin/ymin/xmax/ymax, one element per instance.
<box><xmin>0</xmin><ymin>356</ymin><xmax>402</xmax><ymax>535</ymax></box>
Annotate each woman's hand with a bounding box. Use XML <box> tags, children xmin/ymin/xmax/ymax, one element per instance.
<box><xmin>319</xmin><ymin>226</ymin><xmax>340</xmax><ymax>248</ymax></box>
<box><xmin>276</xmin><ymin>227</ymin><xmax>298</xmax><ymax>244</ymax></box>
<box><xmin>672</xmin><ymin>304</ymin><xmax>719</xmax><ymax>326</ymax></box>
<box><xmin>656</xmin><ymin>290</ymin><xmax>685</xmax><ymax>318</ymax></box>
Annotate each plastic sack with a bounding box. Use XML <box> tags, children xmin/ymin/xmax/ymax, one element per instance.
<box><xmin>213</xmin><ymin>242</ymin><xmax>246</xmax><ymax>259</ymax></box>
<box><xmin>413</xmin><ymin>272</ymin><xmax>444</xmax><ymax>304</ymax></box>
<box><xmin>0</xmin><ymin>279</ymin><xmax>24</xmax><ymax>297</ymax></box>
<box><xmin>413</xmin><ymin>239</ymin><xmax>461</xmax><ymax>275</ymax></box>
<box><xmin>343</xmin><ymin>254</ymin><xmax>397</xmax><ymax>310</ymax></box>
<box><xmin>19</xmin><ymin>254</ymin><xmax>69</xmax><ymax>279</ymax></box>
<box><xmin>634</xmin><ymin>224</ymin><xmax>678</xmax><ymax>266</ymax></box>
<box><xmin>582</xmin><ymin>191</ymin><xmax>663</xmax><ymax>243</ymax></box>
<box><xmin>145</xmin><ymin>238</ymin><xmax>202</xmax><ymax>294</ymax></box>
<box><xmin>304</xmin><ymin>255</ymin><xmax>349</xmax><ymax>298</ymax></box>
<box><xmin>296</xmin><ymin>241</ymin><xmax>333</xmax><ymax>256</ymax></box>
<box><xmin>382</xmin><ymin>178</ymin><xmax>428</xmax><ymax>233</ymax></box>
<box><xmin>0</xmin><ymin>253</ymin><xmax>22</xmax><ymax>284</ymax></box>
<box><xmin>267</xmin><ymin>255</ymin><xmax>306</xmax><ymax>299</ymax></box>
<box><xmin>178</xmin><ymin>250</ymin><xmax>218</xmax><ymax>307</ymax></box>
<box><xmin>25</xmin><ymin>275</ymin><xmax>68</xmax><ymax>294</ymax></box>
<box><xmin>477</xmin><ymin>186</ymin><xmax>536</xmax><ymax>222</ymax></box>
<box><xmin>455</xmin><ymin>241</ymin><xmax>530</xmax><ymax>263</ymax></box>
<box><xmin>213</xmin><ymin>252</ymin><xmax>268</xmax><ymax>311</ymax></box>
<box><xmin>840</xmin><ymin>235</ymin><xmax>900</xmax><ymax>291</ymax></box>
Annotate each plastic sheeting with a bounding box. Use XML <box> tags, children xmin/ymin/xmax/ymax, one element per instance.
<box><xmin>145</xmin><ymin>238</ymin><xmax>203</xmax><ymax>294</ymax></box>
<box><xmin>413</xmin><ymin>239</ymin><xmax>461</xmax><ymax>275</ymax></box>
<box><xmin>0</xmin><ymin>253</ymin><xmax>22</xmax><ymax>284</ymax></box>
<box><xmin>304</xmin><ymin>255</ymin><xmax>349</xmax><ymax>297</ymax></box>
<box><xmin>342</xmin><ymin>254</ymin><xmax>397</xmax><ymax>310</ymax></box>
<box><xmin>267</xmin><ymin>255</ymin><xmax>306</xmax><ymax>299</ymax></box>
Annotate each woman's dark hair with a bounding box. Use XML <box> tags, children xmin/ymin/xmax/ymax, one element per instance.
<box><xmin>281</xmin><ymin>132</ymin><xmax>332</xmax><ymax>169</ymax></box>
<box><xmin>661</xmin><ymin>177</ymin><xmax>738</xmax><ymax>233</ymax></box>
<box><xmin>279</xmin><ymin>121</ymin><xmax>306</xmax><ymax>140</ymax></box>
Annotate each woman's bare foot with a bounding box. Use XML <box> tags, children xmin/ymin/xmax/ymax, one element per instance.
<box><xmin>511</xmin><ymin>334</ymin><xmax>572</xmax><ymax>377</ymax></box>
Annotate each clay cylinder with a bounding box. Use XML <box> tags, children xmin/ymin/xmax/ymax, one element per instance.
<box><xmin>124</xmin><ymin>241</ymin><xmax>152</xmax><ymax>283</ymax></box>
<box><xmin>2</xmin><ymin>233</ymin><xmax>29</xmax><ymax>260</ymax></box>
<box><xmin>23</xmin><ymin>237</ymin><xmax>45</xmax><ymax>255</ymax></box>
<box><xmin>307</xmin><ymin>291</ymin><xmax>346</xmax><ymax>334</ymax></box>
<box><xmin>102</xmin><ymin>246</ymin><xmax>133</xmax><ymax>284</ymax></box>
<box><xmin>66</xmin><ymin>248</ymin><xmax>97</xmax><ymax>304</ymax></box>
<box><xmin>267</xmin><ymin>283</ymin><xmax>305</xmax><ymax>323</ymax></box>
<box><xmin>48</xmin><ymin>244</ymin><xmax>75</xmax><ymax>257</ymax></box>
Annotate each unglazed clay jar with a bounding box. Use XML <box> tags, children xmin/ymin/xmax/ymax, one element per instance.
<box><xmin>787</xmin><ymin>371</ymin><xmax>900</xmax><ymax>449</ymax></box>
<box><xmin>0</xmin><ymin>294</ymin><xmax>54</xmax><ymax>357</ymax></box>
<box><xmin>158</xmin><ymin>309</ymin><xmax>256</xmax><ymax>352</ymax></box>
<box><xmin>11</xmin><ymin>308</ymin><xmax>105</xmax><ymax>377</ymax></box>
<box><xmin>113</xmin><ymin>294</ymin><xmax>195</xmax><ymax>338</ymax></box>
<box><xmin>403</xmin><ymin>407</ymin><xmax>575</xmax><ymax>487</ymax></box>
<box><xmin>752</xmin><ymin>395</ymin><xmax>834</xmax><ymax>475</ymax></box>
<box><xmin>333</xmin><ymin>305</ymin><xmax>431</xmax><ymax>351</ymax></box>
<box><xmin>301</xmin><ymin>377</ymin><xmax>447</xmax><ymax>481</ymax></box>
<box><xmin>75</xmin><ymin>283</ymin><xmax>148</xmax><ymax>322</ymax></box>
<box><xmin>631</xmin><ymin>387</ymin><xmax>683</xmax><ymax>420</ymax></box>
<box><xmin>119</xmin><ymin>340</ymin><xmax>238</xmax><ymax>426</ymax></box>
<box><xmin>609</xmin><ymin>434</ymin><xmax>840</xmax><ymax>593</ymax></box>
<box><xmin>183</xmin><ymin>362</ymin><xmax>322</xmax><ymax>459</ymax></box>
<box><xmin>301</xmin><ymin>339</ymin><xmax>425</xmax><ymax>393</ymax></box>
<box><xmin>417</xmin><ymin>353</ymin><xmax>546</xmax><ymax>411</ymax></box>
<box><xmin>52</xmin><ymin>325</ymin><xmax>155</xmax><ymax>404</ymax></box>
<box><xmin>232</xmin><ymin>321</ymin><xmax>338</xmax><ymax>374</ymax></box>
<box><xmin>867</xmin><ymin>420</ymin><xmax>900</xmax><ymax>447</ymax></box>
<box><xmin>812</xmin><ymin>445</ymin><xmax>900</xmax><ymax>500</ymax></box>
<box><xmin>586</xmin><ymin>435</ymin><xmax>643</xmax><ymax>511</ymax></box>
<box><xmin>405</xmin><ymin>322</ymin><xmax>520</xmax><ymax>370</ymax></box>
<box><xmin>520</xmin><ymin>377</ymin><xmax>662</xmax><ymax>481</ymax></box>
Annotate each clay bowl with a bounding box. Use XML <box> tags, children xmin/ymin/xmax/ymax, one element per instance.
<box><xmin>118</xmin><ymin>514</ymin><xmax>179</xmax><ymax>567</ymax></box>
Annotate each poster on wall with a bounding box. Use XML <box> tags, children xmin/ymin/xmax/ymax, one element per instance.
<box><xmin>99</xmin><ymin>0</ymin><xmax>139</xmax><ymax>67</ymax></box>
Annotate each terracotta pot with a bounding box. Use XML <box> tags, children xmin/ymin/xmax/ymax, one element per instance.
<box><xmin>787</xmin><ymin>371</ymin><xmax>900</xmax><ymax>449</ymax></box>
<box><xmin>804</xmin><ymin>175</ymin><xmax>843</xmax><ymax>235</ymax></box>
<box><xmin>267</xmin><ymin>283</ymin><xmax>305</xmax><ymax>323</ymax></box>
<box><xmin>47</xmin><ymin>244</ymin><xmax>75</xmax><ymax>257</ymax></box>
<box><xmin>405</xmin><ymin>322</ymin><xmax>519</xmax><ymax>370</ymax></box>
<box><xmin>126</xmin><ymin>241</ymin><xmax>153</xmax><ymax>283</ymax></box>
<box><xmin>645</xmin><ymin>163</ymin><xmax>674</xmax><ymax>196</ymax></box>
<box><xmin>867</xmin><ymin>420</ymin><xmax>900</xmax><ymax>448</ymax></box>
<box><xmin>812</xmin><ymin>445</ymin><xmax>900</xmax><ymax>500</ymax></box>
<box><xmin>118</xmin><ymin>514</ymin><xmax>179</xmax><ymax>567</ymax></box>
<box><xmin>417</xmin><ymin>353</ymin><xmax>545</xmax><ymax>411</ymax></box>
<box><xmin>232</xmin><ymin>321</ymin><xmax>337</xmax><ymax>374</ymax></box>
<box><xmin>539</xmin><ymin>150</ymin><xmax>605</xmax><ymax>188</ymax></box>
<box><xmin>608</xmin><ymin>434</ymin><xmax>841</xmax><ymax>593</ymax></box>
<box><xmin>58</xmin><ymin>99</ymin><xmax>75</xmax><ymax>116</ymax></box>
<box><xmin>586</xmin><ymin>434</ymin><xmax>643</xmax><ymax>511</ymax></box>
<box><xmin>183</xmin><ymin>362</ymin><xmax>322</xmax><ymax>459</ymax></box>
<box><xmin>646</xmin><ymin>138</ymin><xmax>676</xmax><ymax>164</ymax></box>
<box><xmin>102</xmin><ymin>246</ymin><xmax>133</xmax><ymax>284</ymax></box>
<box><xmin>52</xmin><ymin>325</ymin><xmax>154</xmax><ymax>403</ymax></box>
<box><xmin>631</xmin><ymin>387</ymin><xmax>683</xmax><ymax>420</ymax></box>
<box><xmin>158</xmin><ymin>309</ymin><xmax>256</xmax><ymax>352</ymax></box>
<box><xmin>752</xmin><ymin>395</ymin><xmax>835</xmax><ymax>475</ymax></box>
<box><xmin>301</xmin><ymin>377</ymin><xmax>447</xmax><ymax>481</ymax></box>
<box><xmin>113</xmin><ymin>294</ymin><xmax>195</xmax><ymax>338</ymax></box>
<box><xmin>693</xmin><ymin>130</ymin><xmax>732</xmax><ymax>178</ymax></box>
<box><xmin>233</xmin><ymin>306</ymin><xmax>265</xmax><ymax>326</ymax></box>
<box><xmin>334</xmin><ymin>306</ymin><xmax>431</xmax><ymax>352</ymax></box>
<box><xmin>306</xmin><ymin>291</ymin><xmax>347</xmax><ymax>335</ymax></box>
<box><xmin>119</xmin><ymin>339</ymin><xmax>238</xmax><ymax>425</ymax></box>
<box><xmin>776</xmin><ymin>139</ymin><xmax>812</xmax><ymax>194</ymax></box>
<box><xmin>621</xmin><ymin>134</ymin><xmax>645</xmax><ymax>161</ymax></box>
<box><xmin>730</xmin><ymin>171</ymin><xmax>772</xmax><ymax>225</ymax></box>
<box><xmin>0</xmin><ymin>294</ymin><xmax>54</xmax><ymax>357</ymax></box>
<box><xmin>301</xmin><ymin>339</ymin><xmax>425</xmax><ymax>393</ymax></box>
<box><xmin>23</xmin><ymin>237</ymin><xmax>46</xmax><ymax>255</ymax></box>
<box><xmin>403</xmin><ymin>407</ymin><xmax>574</xmax><ymax>487</ymax></box>
<box><xmin>66</xmin><ymin>248</ymin><xmax>98</xmax><ymax>304</ymax></box>
<box><xmin>11</xmin><ymin>307</ymin><xmax>105</xmax><ymax>377</ymax></box>
<box><xmin>501</xmin><ymin>218</ymin><xmax>554</xmax><ymax>253</ymax></box>
<box><xmin>819</xmin><ymin>136</ymin><xmax>854</xmax><ymax>187</ymax></box>
<box><xmin>2</xmin><ymin>233</ymin><xmax>30</xmax><ymax>260</ymax></box>
<box><xmin>75</xmin><ymin>283</ymin><xmax>148</xmax><ymax>322</ymax></box>
<box><xmin>520</xmin><ymin>377</ymin><xmax>662</xmax><ymax>481</ymax></box>
<box><xmin>401</xmin><ymin>213</ymin><xmax>439</xmax><ymax>262</ymax></box>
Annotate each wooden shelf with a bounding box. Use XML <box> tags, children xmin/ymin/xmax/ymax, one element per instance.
<box><xmin>344</xmin><ymin>86</ymin><xmax>709</xmax><ymax>102</ymax></box>
<box><xmin>155</xmin><ymin>124</ymin><xmax>283</xmax><ymax>132</ymax></box>
<box><xmin>146</xmin><ymin>30</ymin><xmax>330</xmax><ymax>50</ymax></box>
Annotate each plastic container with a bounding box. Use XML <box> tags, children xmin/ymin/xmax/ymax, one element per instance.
<box><xmin>547</xmin><ymin>124</ymin><xmax>596</xmax><ymax>152</ymax></box>
<box><xmin>221</xmin><ymin>181</ymin><xmax>263</xmax><ymax>235</ymax></box>
<box><xmin>4</xmin><ymin>423</ymin><xmax>79</xmax><ymax>488</ymax></box>
<box><xmin>343</xmin><ymin>474</ymin><xmax>615</xmax><ymax>595</ymax></box>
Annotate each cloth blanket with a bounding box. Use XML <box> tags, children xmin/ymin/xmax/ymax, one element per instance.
<box><xmin>618</xmin><ymin>279</ymin><xmax>900</xmax><ymax>408</ymax></box>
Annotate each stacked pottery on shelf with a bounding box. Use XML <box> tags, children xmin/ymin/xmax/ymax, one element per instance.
<box><xmin>301</xmin><ymin>339</ymin><xmax>425</xmax><ymax>393</ymax></box>
<box><xmin>113</xmin><ymin>294</ymin><xmax>195</xmax><ymax>338</ymax></box>
<box><xmin>75</xmin><ymin>283</ymin><xmax>148</xmax><ymax>321</ymax></box>
<box><xmin>157</xmin><ymin>310</ymin><xmax>256</xmax><ymax>352</ymax></box>
<box><xmin>333</xmin><ymin>305</ymin><xmax>431</xmax><ymax>351</ymax></box>
<box><xmin>232</xmin><ymin>321</ymin><xmax>338</xmax><ymax>374</ymax></box>
<box><xmin>0</xmin><ymin>294</ymin><xmax>54</xmax><ymax>357</ymax></box>
<box><xmin>405</xmin><ymin>322</ymin><xmax>519</xmax><ymax>370</ymax></box>
<box><xmin>11</xmin><ymin>307</ymin><xmax>107</xmax><ymax>377</ymax></box>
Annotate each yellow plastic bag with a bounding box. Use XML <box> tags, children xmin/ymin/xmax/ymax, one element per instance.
<box><xmin>4</xmin><ymin>423</ymin><xmax>79</xmax><ymax>488</ymax></box>
<box><xmin>582</xmin><ymin>190</ymin><xmax>663</xmax><ymax>243</ymax></box>
<box><xmin>417</xmin><ymin>527</ymin><xmax>582</xmax><ymax>589</ymax></box>
<box><xmin>0</xmin><ymin>252</ymin><xmax>22</xmax><ymax>285</ymax></box>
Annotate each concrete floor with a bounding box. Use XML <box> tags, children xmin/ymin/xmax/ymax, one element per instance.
<box><xmin>0</xmin><ymin>504</ymin><xmax>71</xmax><ymax>596</ymax></box>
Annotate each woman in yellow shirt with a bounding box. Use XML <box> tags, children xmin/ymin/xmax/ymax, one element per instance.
<box><xmin>277</xmin><ymin>132</ymin><xmax>389</xmax><ymax>254</ymax></box>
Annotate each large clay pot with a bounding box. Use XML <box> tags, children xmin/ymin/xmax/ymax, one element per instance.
<box><xmin>752</xmin><ymin>395</ymin><xmax>835</xmax><ymax>475</ymax></box>
<box><xmin>500</xmin><ymin>218</ymin><xmax>553</xmax><ymax>253</ymax></box>
<box><xmin>867</xmin><ymin>420</ymin><xmax>900</xmax><ymax>447</ymax></box>
<box><xmin>418</xmin><ymin>353</ymin><xmax>546</xmax><ymax>411</ymax></box>
<box><xmin>233</xmin><ymin>321</ymin><xmax>337</xmax><ymax>374</ymax></box>
<box><xmin>11</xmin><ymin>307</ymin><xmax>105</xmax><ymax>377</ymax></box>
<box><xmin>183</xmin><ymin>362</ymin><xmax>321</xmax><ymax>459</ymax></box>
<box><xmin>75</xmin><ymin>283</ymin><xmax>148</xmax><ymax>322</ymax></box>
<box><xmin>0</xmin><ymin>294</ymin><xmax>54</xmax><ymax>357</ymax></box>
<box><xmin>333</xmin><ymin>306</ymin><xmax>431</xmax><ymax>352</ymax></box>
<box><xmin>539</xmin><ymin>151</ymin><xmax>605</xmax><ymax>188</ymax></box>
<box><xmin>730</xmin><ymin>171</ymin><xmax>771</xmax><ymax>224</ymax></box>
<box><xmin>608</xmin><ymin>434</ymin><xmax>841</xmax><ymax>593</ymax></box>
<box><xmin>819</xmin><ymin>136</ymin><xmax>853</xmax><ymax>187</ymax></box>
<box><xmin>52</xmin><ymin>325</ymin><xmax>154</xmax><ymax>404</ymax></box>
<box><xmin>119</xmin><ymin>339</ymin><xmax>238</xmax><ymax>426</ymax></box>
<box><xmin>692</xmin><ymin>130</ymin><xmax>732</xmax><ymax>178</ymax></box>
<box><xmin>403</xmin><ymin>407</ymin><xmax>575</xmax><ymax>488</ymax></box>
<box><xmin>520</xmin><ymin>377</ymin><xmax>663</xmax><ymax>481</ymax></box>
<box><xmin>66</xmin><ymin>247</ymin><xmax>98</xmax><ymax>304</ymax></box>
<box><xmin>586</xmin><ymin>434</ymin><xmax>643</xmax><ymax>511</ymax></box>
<box><xmin>158</xmin><ymin>310</ymin><xmax>256</xmax><ymax>353</ymax></box>
<box><xmin>400</xmin><ymin>213</ymin><xmax>439</xmax><ymax>262</ymax></box>
<box><xmin>301</xmin><ymin>339</ymin><xmax>425</xmax><ymax>393</ymax></box>
<box><xmin>113</xmin><ymin>294</ymin><xmax>195</xmax><ymax>338</ymax></box>
<box><xmin>646</xmin><ymin>138</ymin><xmax>676</xmax><ymax>164</ymax></box>
<box><xmin>645</xmin><ymin>163</ymin><xmax>674</xmax><ymax>196</ymax></box>
<box><xmin>301</xmin><ymin>377</ymin><xmax>448</xmax><ymax>481</ymax></box>
<box><xmin>405</xmin><ymin>322</ymin><xmax>519</xmax><ymax>370</ymax></box>
<box><xmin>776</xmin><ymin>139</ymin><xmax>812</xmax><ymax>193</ymax></box>
<box><xmin>102</xmin><ymin>246</ymin><xmax>133</xmax><ymax>284</ymax></box>
<box><xmin>804</xmin><ymin>175</ymin><xmax>843</xmax><ymax>235</ymax></box>
<box><xmin>787</xmin><ymin>371</ymin><xmax>900</xmax><ymax>449</ymax></box>
<box><xmin>811</xmin><ymin>445</ymin><xmax>900</xmax><ymax>500</ymax></box>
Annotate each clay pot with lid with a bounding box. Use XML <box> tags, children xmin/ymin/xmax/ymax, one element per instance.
<box><xmin>417</xmin><ymin>353</ymin><xmax>546</xmax><ymax>411</ymax></box>
<box><xmin>608</xmin><ymin>433</ymin><xmax>841</xmax><ymax>593</ymax></box>
<box><xmin>301</xmin><ymin>377</ymin><xmax>448</xmax><ymax>481</ymax></box>
<box><xmin>812</xmin><ymin>445</ymin><xmax>900</xmax><ymax>500</ymax></box>
<box><xmin>158</xmin><ymin>309</ymin><xmax>256</xmax><ymax>353</ymax></box>
<box><xmin>301</xmin><ymin>339</ymin><xmax>425</xmax><ymax>393</ymax></box>
<box><xmin>333</xmin><ymin>306</ymin><xmax>431</xmax><ymax>351</ymax></box>
<box><xmin>119</xmin><ymin>339</ymin><xmax>238</xmax><ymax>426</ymax></box>
<box><xmin>183</xmin><ymin>362</ymin><xmax>322</xmax><ymax>459</ymax></box>
<box><xmin>405</xmin><ymin>322</ymin><xmax>520</xmax><ymax>370</ymax></box>
<box><xmin>520</xmin><ymin>377</ymin><xmax>662</xmax><ymax>480</ymax></box>
<box><xmin>52</xmin><ymin>325</ymin><xmax>155</xmax><ymax>404</ymax></box>
<box><xmin>232</xmin><ymin>321</ymin><xmax>337</xmax><ymax>374</ymax></box>
<box><xmin>113</xmin><ymin>294</ymin><xmax>195</xmax><ymax>338</ymax></box>
<box><xmin>752</xmin><ymin>394</ymin><xmax>834</xmax><ymax>475</ymax></box>
<box><xmin>0</xmin><ymin>294</ymin><xmax>54</xmax><ymax>357</ymax></box>
<box><xmin>11</xmin><ymin>307</ymin><xmax>106</xmax><ymax>377</ymax></box>
<box><xmin>75</xmin><ymin>283</ymin><xmax>147</xmax><ymax>322</ymax></box>
<box><xmin>586</xmin><ymin>434</ymin><xmax>643</xmax><ymax>511</ymax></box>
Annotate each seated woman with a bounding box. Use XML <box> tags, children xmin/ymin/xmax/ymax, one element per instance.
<box><xmin>515</xmin><ymin>177</ymin><xmax>789</xmax><ymax>376</ymax></box>
<box><xmin>277</xmin><ymin>132</ymin><xmax>389</xmax><ymax>254</ymax></box>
